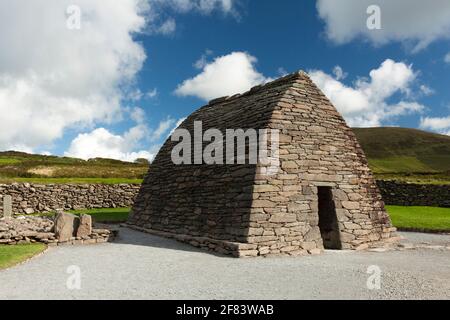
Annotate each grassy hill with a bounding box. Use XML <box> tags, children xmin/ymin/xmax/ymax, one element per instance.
<box><xmin>0</xmin><ymin>151</ymin><xmax>148</xmax><ymax>184</ymax></box>
<box><xmin>353</xmin><ymin>127</ymin><xmax>450</xmax><ymax>184</ymax></box>
<box><xmin>0</xmin><ymin>127</ymin><xmax>448</xmax><ymax>184</ymax></box>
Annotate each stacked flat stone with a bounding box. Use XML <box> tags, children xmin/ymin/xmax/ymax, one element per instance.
<box><xmin>0</xmin><ymin>183</ymin><xmax>140</xmax><ymax>215</ymax></box>
<box><xmin>0</xmin><ymin>216</ymin><xmax>54</xmax><ymax>245</ymax></box>
<box><xmin>0</xmin><ymin>215</ymin><xmax>116</xmax><ymax>246</ymax></box>
<box><xmin>377</xmin><ymin>180</ymin><xmax>450</xmax><ymax>207</ymax></box>
<box><xmin>128</xmin><ymin>71</ymin><xmax>398</xmax><ymax>257</ymax></box>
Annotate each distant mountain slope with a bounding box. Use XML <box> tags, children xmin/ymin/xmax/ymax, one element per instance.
<box><xmin>0</xmin><ymin>128</ymin><xmax>449</xmax><ymax>184</ymax></box>
<box><xmin>0</xmin><ymin>151</ymin><xmax>148</xmax><ymax>184</ymax></box>
<box><xmin>353</xmin><ymin>127</ymin><xmax>450</xmax><ymax>174</ymax></box>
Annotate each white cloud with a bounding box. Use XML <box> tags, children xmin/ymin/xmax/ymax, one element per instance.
<box><xmin>175</xmin><ymin>51</ymin><xmax>272</xmax><ymax>101</ymax></box>
<box><xmin>310</xmin><ymin>59</ymin><xmax>425</xmax><ymax>127</ymax></box>
<box><xmin>420</xmin><ymin>116</ymin><xmax>450</xmax><ymax>135</ymax></box>
<box><xmin>168</xmin><ymin>117</ymin><xmax>188</xmax><ymax>137</ymax></box>
<box><xmin>316</xmin><ymin>0</ymin><xmax>450</xmax><ymax>52</ymax></box>
<box><xmin>156</xmin><ymin>0</ymin><xmax>236</xmax><ymax>15</ymax></box>
<box><xmin>146</xmin><ymin>0</ymin><xmax>238</xmax><ymax>34</ymax></box>
<box><xmin>151</xmin><ymin>117</ymin><xmax>177</xmax><ymax>141</ymax></box>
<box><xmin>277</xmin><ymin>67</ymin><xmax>288</xmax><ymax>76</ymax></box>
<box><xmin>127</xmin><ymin>89</ymin><xmax>144</xmax><ymax>102</ymax></box>
<box><xmin>156</xmin><ymin>18</ymin><xmax>177</xmax><ymax>35</ymax></box>
<box><xmin>333</xmin><ymin>66</ymin><xmax>347</xmax><ymax>80</ymax></box>
<box><xmin>126</xmin><ymin>87</ymin><xmax>158</xmax><ymax>101</ymax></box>
<box><xmin>445</xmin><ymin>53</ymin><xmax>450</xmax><ymax>64</ymax></box>
<box><xmin>0</xmin><ymin>0</ymin><xmax>239</xmax><ymax>154</ymax></box>
<box><xmin>146</xmin><ymin>88</ymin><xmax>158</xmax><ymax>99</ymax></box>
<box><xmin>65</xmin><ymin>127</ymin><xmax>154</xmax><ymax>162</ymax></box>
<box><xmin>419</xmin><ymin>85</ymin><xmax>434</xmax><ymax>96</ymax></box>
<box><xmin>66</xmin><ymin>107</ymin><xmax>153</xmax><ymax>162</ymax></box>
<box><xmin>0</xmin><ymin>0</ymin><xmax>148</xmax><ymax>153</ymax></box>
<box><xmin>194</xmin><ymin>49</ymin><xmax>214</xmax><ymax>69</ymax></box>
<box><xmin>65</xmin><ymin>110</ymin><xmax>186</xmax><ymax>161</ymax></box>
<box><xmin>130</xmin><ymin>107</ymin><xmax>146</xmax><ymax>124</ymax></box>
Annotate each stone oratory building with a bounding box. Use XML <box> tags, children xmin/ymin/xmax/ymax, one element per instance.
<box><xmin>128</xmin><ymin>71</ymin><xmax>397</xmax><ymax>257</ymax></box>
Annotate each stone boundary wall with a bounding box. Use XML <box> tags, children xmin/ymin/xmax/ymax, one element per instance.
<box><xmin>0</xmin><ymin>183</ymin><xmax>141</xmax><ymax>215</ymax></box>
<box><xmin>377</xmin><ymin>180</ymin><xmax>450</xmax><ymax>207</ymax></box>
<box><xmin>0</xmin><ymin>180</ymin><xmax>448</xmax><ymax>216</ymax></box>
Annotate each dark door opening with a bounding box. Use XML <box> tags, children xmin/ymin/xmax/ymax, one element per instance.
<box><xmin>317</xmin><ymin>187</ymin><xmax>342</xmax><ymax>250</ymax></box>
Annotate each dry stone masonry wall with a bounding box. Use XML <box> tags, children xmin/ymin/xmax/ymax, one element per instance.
<box><xmin>0</xmin><ymin>183</ymin><xmax>140</xmax><ymax>215</ymax></box>
<box><xmin>128</xmin><ymin>71</ymin><xmax>399</xmax><ymax>257</ymax></box>
<box><xmin>377</xmin><ymin>180</ymin><xmax>450</xmax><ymax>207</ymax></box>
<box><xmin>0</xmin><ymin>181</ymin><xmax>446</xmax><ymax>218</ymax></box>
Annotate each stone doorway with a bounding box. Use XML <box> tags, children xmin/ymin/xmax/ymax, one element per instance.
<box><xmin>317</xmin><ymin>187</ymin><xmax>342</xmax><ymax>249</ymax></box>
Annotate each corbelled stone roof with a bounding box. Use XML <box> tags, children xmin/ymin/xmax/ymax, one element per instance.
<box><xmin>128</xmin><ymin>71</ymin><xmax>397</xmax><ymax>257</ymax></box>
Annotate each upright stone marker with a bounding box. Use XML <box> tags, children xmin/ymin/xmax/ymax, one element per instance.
<box><xmin>54</xmin><ymin>211</ymin><xmax>79</xmax><ymax>242</ymax></box>
<box><xmin>3</xmin><ymin>195</ymin><xmax>13</xmax><ymax>218</ymax></box>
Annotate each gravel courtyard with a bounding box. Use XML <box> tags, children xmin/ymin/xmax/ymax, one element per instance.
<box><xmin>0</xmin><ymin>228</ymin><xmax>449</xmax><ymax>300</ymax></box>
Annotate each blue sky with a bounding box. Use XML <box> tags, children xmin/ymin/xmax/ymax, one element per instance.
<box><xmin>1</xmin><ymin>0</ymin><xmax>449</xmax><ymax>161</ymax></box>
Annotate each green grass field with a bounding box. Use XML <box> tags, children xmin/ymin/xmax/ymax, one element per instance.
<box><xmin>37</xmin><ymin>207</ymin><xmax>131</xmax><ymax>223</ymax></box>
<box><xmin>353</xmin><ymin>127</ymin><xmax>450</xmax><ymax>184</ymax></box>
<box><xmin>368</xmin><ymin>156</ymin><xmax>434</xmax><ymax>173</ymax></box>
<box><xmin>0</xmin><ymin>177</ymin><xmax>144</xmax><ymax>184</ymax></box>
<box><xmin>70</xmin><ymin>208</ymin><xmax>130</xmax><ymax>223</ymax></box>
<box><xmin>0</xmin><ymin>243</ymin><xmax>46</xmax><ymax>270</ymax></box>
<box><xmin>386</xmin><ymin>205</ymin><xmax>450</xmax><ymax>232</ymax></box>
<box><xmin>0</xmin><ymin>158</ymin><xmax>22</xmax><ymax>165</ymax></box>
<box><xmin>0</xmin><ymin>151</ymin><xmax>148</xmax><ymax>184</ymax></box>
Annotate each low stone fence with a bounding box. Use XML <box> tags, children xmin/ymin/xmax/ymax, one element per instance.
<box><xmin>377</xmin><ymin>180</ymin><xmax>450</xmax><ymax>207</ymax></box>
<box><xmin>0</xmin><ymin>181</ymin><xmax>448</xmax><ymax>216</ymax></box>
<box><xmin>0</xmin><ymin>183</ymin><xmax>141</xmax><ymax>215</ymax></box>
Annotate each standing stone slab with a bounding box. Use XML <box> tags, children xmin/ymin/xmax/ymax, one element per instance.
<box><xmin>76</xmin><ymin>214</ymin><xmax>92</xmax><ymax>237</ymax></box>
<box><xmin>3</xmin><ymin>195</ymin><xmax>12</xmax><ymax>218</ymax></box>
<box><xmin>54</xmin><ymin>212</ymin><xmax>79</xmax><ymax>242</ymax></box>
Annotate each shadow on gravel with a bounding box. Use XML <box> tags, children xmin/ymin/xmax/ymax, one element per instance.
<box><xmin>111</xmin><ymin>227</ymin><xmax>231</xmax><ymax>258</ymax></box>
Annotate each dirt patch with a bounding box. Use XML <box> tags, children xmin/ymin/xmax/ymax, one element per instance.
<box><xmin>28</xmin><ymin>167</ymin><xmax>56</xmax><ymax>177</ymax></box>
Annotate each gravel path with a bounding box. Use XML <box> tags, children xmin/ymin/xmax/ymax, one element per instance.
<box><xmin>0</xmin><ymin>228</ymin><xmax>449</xmax><ymax>300</ymax></box>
